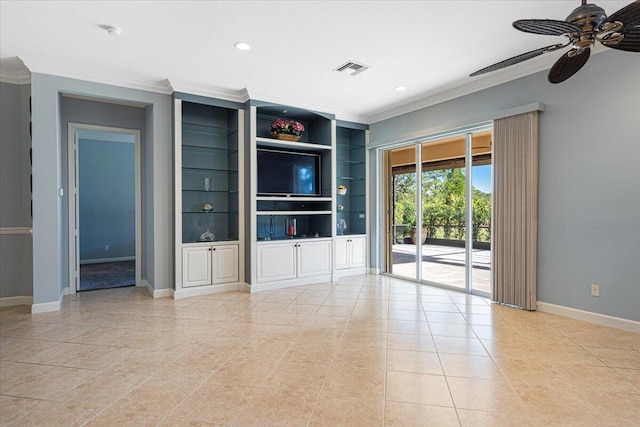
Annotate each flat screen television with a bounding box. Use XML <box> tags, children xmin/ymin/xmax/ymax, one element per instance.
<box><xmin>257</xmin><ymin>148</ymin><xmax>321</xmax><ymax>196</ymax></box>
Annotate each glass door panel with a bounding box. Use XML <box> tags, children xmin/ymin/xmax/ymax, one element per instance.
<box><xmin>471</xmin><ymin>164</ymin><xmax>492</xmax><ymax>294</ymax></box>
<box><xmin>388</xmin><ymin>146</ymin><xmax>418</xmax><ymax>281</ymax></box>
<box><xmin>421</xmin><ymin>138</ymin><xmax>466</xmax><ymax>289</ymax></box>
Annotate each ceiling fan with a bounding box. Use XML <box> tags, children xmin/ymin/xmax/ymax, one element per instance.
<box><xmin>470</xmin><ymin>0</ymin><xmax>640</xmax><ymax>83</ymax></box>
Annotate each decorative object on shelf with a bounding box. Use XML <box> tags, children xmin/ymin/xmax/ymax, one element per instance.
<box><xmin>337</xmin><ymin>219</ymin><xmax>347</xmax><ymax>235</ymax></box>
<box><xmin>337</xmin><ymin>185</ymin><xmax>347</xmax><ymax>195</ymax></box>
<box><xmin>270</xmin><ymin>118</ymin><xmax>305</xmax><ymax>142</ymax></box>
<box><xmin>203</xmin><ymin>177</ymin><xmax>211</xmax><ymax>192</ymax></box>
<box><xmin>337</xmin><ymin>204</ymin><xmax>344</xmax><ymax>211</ymax></box>
<box><xmin>285</xmin><ymin>218</ymin><xmax>297</xmax><ymax>238</ymax></box>
<box><xmin>199</xmin><ymin>229</ymin><xmax>215</xmax><ymax>242</ymax></box>
<box><xmin>202</xmin><ymin>203</ymin><xmax>214</xmax><ymax>212</ymax></box>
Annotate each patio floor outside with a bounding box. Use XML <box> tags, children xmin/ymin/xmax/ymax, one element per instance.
<box><xmin>391</xmin><ymin>243</ymin><xmax>491</xmax><ymax>294</ymax></box>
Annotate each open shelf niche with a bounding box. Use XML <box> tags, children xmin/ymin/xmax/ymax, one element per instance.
<box><xmin>181</xmin><ymin>101</ymin><xmax>239</xmax><ymax>243</ymax></box>
<box><xmin>336</xmin><ymin>122</ymin><xmax>368</xmax><ymax>236</ymax></box>
<box><xmin>253</xmin><ymin>104</ymin><xmax>334</xmax><ymax>239</ymax></box>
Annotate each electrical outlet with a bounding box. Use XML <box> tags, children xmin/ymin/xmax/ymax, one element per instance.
<box><xmin>104</xmin><ymin>245</ymin><xmax>110</xmax><ymax>251</ymax></box>
<box><xmin>591</xmin><ymin>284</ymin><xmax>600</xmax><ymax>297</ymax></box>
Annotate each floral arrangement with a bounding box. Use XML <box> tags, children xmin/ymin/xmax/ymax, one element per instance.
<box><xmin>271</xmin><ymin>118</ymin><xmax>305</xmax><ymax>136</ymax></box>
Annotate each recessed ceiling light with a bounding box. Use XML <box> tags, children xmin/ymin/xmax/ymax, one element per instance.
<box><xmin>234</xmin><ymin>42</ymin><xmax>251</xmax><ymax>51</ymax></box>
<box><xmin>395</xmin><ymin>86</ymin><xmax>407</xmax><ymax>92</ymax></box>
<box><xmin>105</xmin><ymin>26</ymin><xmax>122</xmax><ymax>36</ymax></box>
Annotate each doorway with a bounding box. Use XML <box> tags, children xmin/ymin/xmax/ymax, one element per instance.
<box><xmin>68</xmin><ymin>124</ymin><xmax>141</xmax><ymax>293</ymax></box>
<box><xmin>385</xmin><ymin>130</ymin><xmax>492</xmax><ymax>296</ymax></box>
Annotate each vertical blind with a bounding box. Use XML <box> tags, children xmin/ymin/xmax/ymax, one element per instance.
<box><xmin>492</xmin><ymin>111</ymin><xmax>538</xmax><ymax>310</ymax></box>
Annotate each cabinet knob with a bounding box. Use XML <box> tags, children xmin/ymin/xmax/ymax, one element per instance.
<box><xmin>213</xmin><ymin>247</ymin><xmax>216</xmax><ymax>251</ymax></box>
<box><xmin>208</xmin><ymin>248</ymin><xmax>212</xmax><ymax>251</ymax></box>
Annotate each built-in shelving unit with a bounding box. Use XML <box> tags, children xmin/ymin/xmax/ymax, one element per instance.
<box><xmin>336</xmin><ymin>123</ymin><xmax>367</xmax><ymax>236</ymax></box>
<box><xmin>174</xmin><ymin>95</ymin><xmax>244</xmax><ymax>297</ymax></box>
<box><xmin>334</xmin><ymin>121</ymin><xmax>369</xmax><ymax>277</ymax></box>
<box><xmin>247</xmin><ymin>103</ymin><xmax>336</xmax><ymax>290</ymax></box>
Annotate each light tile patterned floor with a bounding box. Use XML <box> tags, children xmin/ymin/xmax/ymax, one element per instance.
<box><xmin>1</xmin><ymin>274</ymin><xmax>638</xmax><ymax>426</ymax></box>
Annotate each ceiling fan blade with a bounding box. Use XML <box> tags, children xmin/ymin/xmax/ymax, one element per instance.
<box><xmin>602</xmin><ymin>27</ymin><xmax>640</xmax><ymax>52</ymax></box>
<box><xmin>470</xmin><ymin>44</ymin><xmax>563</xmax><ymax>76</ymax></box>
<box><xmin>513</xmin><ymin>19</ymin><xmax>581</xmax><ymax>36</ymax></box>
<box><xmin>602</xmin><ymin>0</ymin><xmax>640</xmax><ymax>28</ymax></box>
<box><xmin>548</xmin><ymin>48</ymin><xmax>591</xmax><ymax>84</ymax></box>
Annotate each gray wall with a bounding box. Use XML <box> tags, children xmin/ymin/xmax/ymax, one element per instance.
<box><xmin>30</xmin><ymin>73</ymin><xmax>172</xmax><ymax>305</ymax></box>
<box><xmin>78</xmin><ymin>138</ymin><xmax>135</xmax><ymax>262</ymax></box>
<box><xmin>0</xmin><ymin>82</ymin><xmax>33</xmax><ymax>298</ymax></box>
<box><xmin>370</xmin><ymin>50</ymin><xmax>640</xmax><ymax>322</ymax></box>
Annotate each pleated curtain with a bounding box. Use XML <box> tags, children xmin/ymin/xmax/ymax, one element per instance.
<box><xmin>492</xmin><ymin>111</ymin><xmax>538</xmax><ymax>310</ymax></box>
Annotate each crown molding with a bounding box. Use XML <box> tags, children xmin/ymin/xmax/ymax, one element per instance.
<box><xmin>168</xmin><ymin>79</ymin><xmax>250</xmax><ymax>103</ymax></box>
<box><xmin>21</xmin><ymin>57</ymin><xmax>173</xmax><ymax>94</ymax></box>
<box><xmin>0</xmin><ymin>69</ymin><xmax>31</xmax><ymax>85</ymax></box>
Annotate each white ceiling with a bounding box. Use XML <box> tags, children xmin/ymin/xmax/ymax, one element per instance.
<box><xmin>0</xmin><ymin>0</ymin><xmax>632</xmax><ymax>123</ymax></box>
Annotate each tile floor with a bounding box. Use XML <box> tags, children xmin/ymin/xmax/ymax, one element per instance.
<box><xmin>1</xmin><ymin>274</ymin><xmax>638</xmax><ymax>426</ymax></box>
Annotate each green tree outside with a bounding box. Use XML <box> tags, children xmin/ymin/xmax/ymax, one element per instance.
<box><xmin>394</xmin><ymin>168</ymin><xmax>491</xmax><ymax>243</ymax></box>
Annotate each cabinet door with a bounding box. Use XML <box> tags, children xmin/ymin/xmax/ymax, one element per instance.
<box><xmin>297</xmin><ymin>240</ymin><xmax>332</xmax><ymax>278</ymax></box>
<box><xmin>183</xmin><ymin>246</ymin><xmax>212</xmax><ymax>288</ymax></box>
<box><xmin>335</xmin><ymin>237</ymin><xmax>350</xmax><ymax>270</ymax></box>
<box><xmin>212</xmin><ymin>244</ymin><xmax>239</xmax><ymax>284</ymax></box>
<box><xmin>349</xmin><ymin>236</ymin><xmax>367</xmax><ymax>268</ymax></box>
<box><xmin>257</xmin><ymin>242</ymin><xmax>297</xmax><ymax>283</ymax></box>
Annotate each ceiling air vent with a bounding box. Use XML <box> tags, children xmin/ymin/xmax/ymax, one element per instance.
<box><xmin>334</xmin><ymin>61</ymin><xmax>369</xmax><ymax>76</ymax></box>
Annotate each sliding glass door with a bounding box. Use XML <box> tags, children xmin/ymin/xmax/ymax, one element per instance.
<box><xmin>384</xmin><ymin>130</ymin><xmax>492</xmax><ymax>296</ymax></box>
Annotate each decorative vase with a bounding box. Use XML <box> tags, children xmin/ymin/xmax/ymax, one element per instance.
<box><xmin>337</xmin><ymin>186</ymin><xmax>347</xmax><ymax>195</ymax></box>
<box><xmin>199</xmin><ymin>229</ymin><xmax>215</xmax><ymax>242</ymax></box>
<box><xmin>271</xmin><ymin>132</ymin><xmax>301</xmax><ymax>142</ymax></box>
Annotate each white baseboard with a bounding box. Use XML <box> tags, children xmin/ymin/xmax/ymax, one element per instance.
<box><xmin>31</xmin><ymin>291</ymin><xmax>64</xmax><ymax>314</ymax></box>
<box><xmin>368</xmin><ymin>268</ymin><xmax>381</xmax><ymax>275</ymax></box>
<box><xmin>537</xmin><ymin>302</ymin><xmax>640</xmax><ymax>333</ymax></box>
<box><xmin>144</xmin><ymin>280</ymin><xmax>175</xmax><ymax>298</ymax></box>
<box><xmin>80</xmin><ymin>256</ymin><xmax>135</xmax><ymax>265</ymax></box>
<box><xmin>153</xmin><ymin>288</ymin><xmax>173</xmax><ymax>298</ymax></box>
<box><xmin>173</xmin><ymin>282</ymin><xmax>242</xmax><ymax>299</ymax></box>
<box><xmin>63</xmin><ymin>286</ymin><xmax>72</xmax><ymax>295</ymax></box>
<box><xmin>248</xmin><ymin>274</ymin><xmax>333</xmax><ymax>293</ymax></box>
<box><xmin>142</xmin><ymin>279</ymin><xmax>153</xmax><ymax>296</ymax></box>
<box><xmin>0</xmin><ymin>296</ymin><xmax>33</xmax><ymax>307</ymax></box>
<box><xmin>334</xmin><ymin>267</ymin><xmax>368</xmax><ymax>278</ymax></box>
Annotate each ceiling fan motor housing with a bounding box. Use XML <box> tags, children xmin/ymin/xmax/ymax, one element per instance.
<box><xmin>566</xmin><ymin>3</ymin><xmax>608</xmax><ymax>47</ymax></box>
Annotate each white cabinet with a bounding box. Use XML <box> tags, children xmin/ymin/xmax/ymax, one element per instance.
<box><xmin>256</xmin><ymin>242</ymin><xmax>297</xmax><ymax>283</ymax></box>
<box><xmin>183</xmin><ymin>246</ymin><xmax>212</xmax><ymax>287</ymax></box>
<box><xmin>183</xmin><ymin>244</ymin><xmax>239</xmax><ymax>288</ymax></box>
<box><xmin>335</xmin><ymin>236</ymin><xmax>367</xmax><ymax>270</ymax></box>
<box><xmin>211</xmin><ymin>245</ymin><xmax>240</xmax><ymax>284</ymax></box>
<box><xmin>257</xmin><ymin>239</ymin><xmax>332</xmax><ymax>283</ymax></box>
<box><xmin>297</xmin><ymin>240</ymin><xmax>333</xmax><ymax>278</ymax></box>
